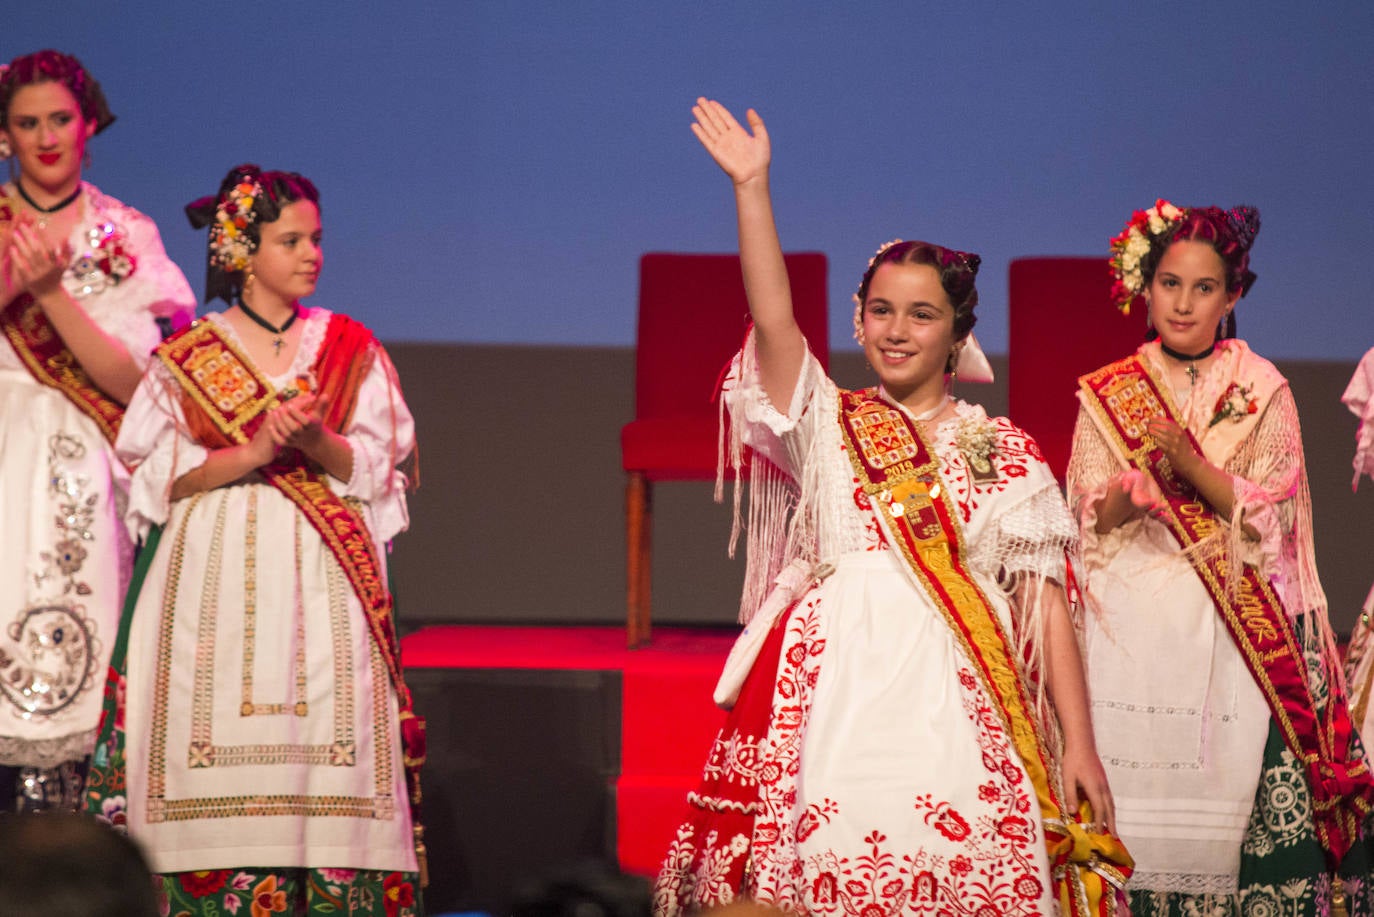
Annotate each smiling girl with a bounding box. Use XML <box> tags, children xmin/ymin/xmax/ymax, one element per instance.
<box><xmin>86</xmin><ymin>164</ymin><xmax>423</xmax><ymax>916</ymax></box>
<box><xmin>0</xmin><ymin>49</ymin><xmax>195</xmax><ymax>813</ymax></box>
<box><xmin>653</xmin><ymin>99</ymin><xmax>1131</xmax><ymax>916</ymax></box>
<box><xmin>1067</xmin><ymin>203</ymin><xmax>1374</xmax><ymax>915</ymax></box>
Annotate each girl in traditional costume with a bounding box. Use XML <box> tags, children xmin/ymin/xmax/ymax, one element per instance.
<box><xmin>1067</xmin><ymin>202</ymin><xmax>1374</xmax><ymax>915</ymax></box>
<box><xmin>1341</xmin><ymin>348</ymin><xmax>1374</xmax><ymax>753</ymax></box>
<box><xmin>0</xmin><ymin>49</ymin><xmax>195</xmax><ymax>812</ymax></box>
<box><xmin>86</xmin><ymin>165</ymin><xmax>424</xmax><ymax>916</ymax></box>
<box><xmin>653</xmin><ymin>98</ymin><xmax>1132</xmax><ymax>917</ymax></box>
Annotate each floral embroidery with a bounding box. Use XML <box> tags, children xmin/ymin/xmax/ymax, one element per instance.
<box><xmin>180</xmin><ymin>870</ymin><xmax>232</xmax><ymax>898</ymax></box>
<box><xmin>158</xmin><ymin>869</ymin><xmax>419</xmax><ymax>917</ymax></box>
<box><xmin>381</xmin><ymin>872</ymin><xmax>414</xmax><ymax>917</ymax></box>
<box><xmin>36</xmin><ymin>433</ymin><xmax>97</xmax><ymax>597</ymax></box>
<box><xmin>1210</xmin><ymin>381</ymin><xmax>1259</xmax><ymax>427</ymax></box>
<box><xmin>251</xmin><ymin>875</ymin><xmax>289</xmax><ymax>916</ymax></box>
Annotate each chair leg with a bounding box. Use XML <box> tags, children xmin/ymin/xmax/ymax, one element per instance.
<box><xmin>626</xmin><ymin>472</ymin><xmax>652</xmax><ymax>648</ymax></box>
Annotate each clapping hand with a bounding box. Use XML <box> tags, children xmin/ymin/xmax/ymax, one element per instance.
<box><xmin>1146</xmin><ymin>414</ymin><xmax>1200</xmax><ymax>478</ymax></box>
<box><xmin>3</xmin><ymin>216</ymin><xmax>69</xmax><ymax>299</ymax></box>
<box><xmin>264</xmin><ymin>394</ymin><xmax>329</xmax><ymax>452</ymax></box>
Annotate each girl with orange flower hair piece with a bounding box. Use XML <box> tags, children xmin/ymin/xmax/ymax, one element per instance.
<box><xmin>85</xmin><ymin>164</ymin><xmax>422</xmax><ymax>917</ymax></box>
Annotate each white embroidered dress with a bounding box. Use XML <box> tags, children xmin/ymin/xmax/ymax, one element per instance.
<box><xmin>115</xmin><ymin>308</ymin><xmax>417</xmax><ymax>873</ymax></box>
<box><xmin>660</xmin><ymin>341</ymin><xmax>1077</xmax><ymax>915</ymax></box>
<box><xmin>1067</xmin><ymin>339</ymin><xmax>1327</xmax><ymax>897</ymax></box>
<box><xmin>0</xmin><ymin>183</ymin><xmax>194</xmax><ymax>769</ymax></box>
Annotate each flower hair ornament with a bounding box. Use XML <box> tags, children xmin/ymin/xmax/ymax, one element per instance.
<box><xmin>185</xmin><ymin>173</ymin><xmax>265</xmax><ymax>303</ymax></box>
<box><xmin>1108</xmin><ymin>199</ymin><xmax>1184</xmax><ymax>313</ymax></box>
<box><xmin>852</xmin><ymin>239</ymin><xmax>994</xmax><ymax>383</ymax></box>
<box><xmin>207</xmin><ymin>177</ymin><xmax>263</xmax><ymax>273</ymax></box>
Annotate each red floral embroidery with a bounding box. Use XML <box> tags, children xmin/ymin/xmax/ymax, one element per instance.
<box><xmin>179</xmin><ymin>870</ymin><xmax>231</xmax><ymax>898</ymax></box>
<box><xmin>997</xmin><ymin>814</ymin><xmax>1035</xmax><ymax>846</ymax></box>
<box><xmin>917</xmin><ymin>797</ymin><xmax>971</xmax><ymax>842</ymax></box>
<box><xmin>383</xmin><ymin>872</ymin><xmax>415</xmax><ymax>917</ymax></box>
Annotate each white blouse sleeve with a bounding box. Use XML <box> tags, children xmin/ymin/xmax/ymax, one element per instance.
<box><xmin>336</xmin><ymin>343</ymin><xmax>416</xmax><ymax>544</ymax></box>
<box><xmin>1224</xmin><ymin>385</ymin><xmax>1303</xmax><ymax>578</ymax></box>
<box><xmin>720</xmin><ymin>331</ymin><xmax>829</xmax><ymax>481</ymax></box>
<box><xmin>81</xmin><ymin>203</ymin><xmax>198</xmax><ymax>370</ymax></box>
<box><xmin>115</xmin><ymin>362</ymin><xmax>209</xmax><ymax>540</ymax></box>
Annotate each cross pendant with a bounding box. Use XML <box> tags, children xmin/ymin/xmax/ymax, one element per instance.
<box><xmin>1185</xmin><ymin>362</ymin><xmax>1197</xmax><ymax>385</ymax></box>
<box><xmin>272</xmin><ymin>336</ymin><xmax>285</xmax><ymax>356</ymax></box>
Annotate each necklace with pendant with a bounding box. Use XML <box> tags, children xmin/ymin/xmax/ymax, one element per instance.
<box><xmin>1160</xmin><ymin>341</ymin><xmax>1215</xmax><ymax>386</ymax></box>
<box><xmin>14</xmin><ymin>179</ymin><xmax>82</xmax><ymax>230</ymax></box>
<box><xmin>236</xmin><ymin>295</ymin><xmax>300</xmax><ymax>356</ymax></box>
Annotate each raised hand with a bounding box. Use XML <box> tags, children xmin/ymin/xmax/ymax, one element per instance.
<box><xmin>691</xmin><ymin>97</ymin><xmax>771</xmax><ymax>186</ymax></box>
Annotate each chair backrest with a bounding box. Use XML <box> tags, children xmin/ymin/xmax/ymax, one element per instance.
<box><xmin>1008</xmin><ymin>257</ymin><xmax>1144</xmax><ymax>479</ymax></box>
<box><xmin>635</xmin><ymin>252</ymin><xmax>828</xmax><ymax>419</ymax></box>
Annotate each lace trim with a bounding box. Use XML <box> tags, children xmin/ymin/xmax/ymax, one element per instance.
<box><xmin>0</xmin><ymin>728</ymin><xmax>97</xmax><ymax>769</ymax></box>
<box><xmin>1129</xmin><ymin>869</ymin><xmax>1238</xmax><ymax>895</ymax></box>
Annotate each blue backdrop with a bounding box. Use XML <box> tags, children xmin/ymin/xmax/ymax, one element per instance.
<box><xmin>10</xmin><ymin>1</ymin><xmax>1373</xmax><ymax>357</ymax></box>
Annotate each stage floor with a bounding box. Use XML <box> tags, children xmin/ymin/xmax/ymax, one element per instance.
<box><xmin>400</xmin><ymin>625</ymin><xmax>735</xmax><ymax>914</ymax></box>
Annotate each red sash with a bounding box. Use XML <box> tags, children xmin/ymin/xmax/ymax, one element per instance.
<box><xmin>154</xmin><ymin>317</ymin><xmax>427</xmax><ymax>828</ymax></box>
<box><xmin>1</xmin><ymin>292</ymin><xmax>124</xmax><ymax>442</ymax></box>
<box><xmin>838</xmin><ymin>389</ymin><xmax>1131</xmax><ymax>917</ymax></box>
<box><xmin>1079</xmin><ymin>355</ymin><xmax>1374</xmax><ymax>867</ymax></box>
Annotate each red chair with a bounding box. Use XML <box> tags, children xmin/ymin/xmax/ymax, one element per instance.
<box><xmin>621</xmin><ymin>252</ymin><xmax>829</xmax><ymax>647</ymax></box>
<box><xmin>1007</xmin><ymin>257</ymin><xmax>1145</xmax><ymax>479</ymax></box>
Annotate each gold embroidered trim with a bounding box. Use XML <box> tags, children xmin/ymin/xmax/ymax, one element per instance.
<box><xmin>145</xmin><ymin>490</ymin><xmax>396</xmax><ymax>823</ymax></box>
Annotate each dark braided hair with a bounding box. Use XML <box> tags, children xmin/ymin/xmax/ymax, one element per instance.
<box><xmin>0</xmin><ymin>50</ymin><xmax>115</xmax><ymax>133</ymax></box>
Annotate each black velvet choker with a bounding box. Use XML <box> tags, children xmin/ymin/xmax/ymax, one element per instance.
<box><xmin>14</xmin><ymin>179</ymin><xmax>81</xmax><ymax>214</ymax></box>
<box><xmin>236</xmin><ymin>295</ymin><xmax>299</xmax><ymax>355</ymax></box>
<box><xmin>1160</xmin><ymin>341</ymin><xmax>1215</xmax><ymax>385</ymax></box>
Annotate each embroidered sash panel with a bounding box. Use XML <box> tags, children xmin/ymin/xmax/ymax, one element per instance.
<box><xmin>155</xmin><ymin>318</ymin><xmax>425</xmax><ymax>788</ymax></box>
<box><xmin>1079</xmin><ymin>355</ymin><xmax>1374</xmax><ymax>866</ymax></box>
<box><xmin>1</xmin><ymin>292</ymin><xmax>124</xmax><ymax>442</ymax></box>
<box><xmin>837</xmin><ymin>389</ymin><xmax>1131</xmax><ymax>917</ymax></box>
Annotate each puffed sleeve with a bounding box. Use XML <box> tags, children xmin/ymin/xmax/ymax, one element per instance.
<box><xmin>79</xmin><ymin>197</ymin><xmax>197</xmax><ymax>369</ymax></box>
<box><xmin>719</xmin><ymin>329</ymin><xmax>830</xmax><ymax>481</ymax></box>
<box><xmin>336</xmin><ymin>343</ymin><xmax>416</xmax><ymax>543</ymax></box>
<box><xmin>115</xmin><ymin>361</ymin><xmax>209</xmax><ymax>540</ymax></box>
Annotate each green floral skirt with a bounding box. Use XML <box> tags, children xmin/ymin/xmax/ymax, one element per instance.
<box><xmin>159</xmin><ymin>867</ymin><xmax>420</xmax><ymax>917</ymax></box>
<box><xmin>1129</xmin><ymin>724</ymin><xmax>1373</xmax><ymax>917</ymax></box>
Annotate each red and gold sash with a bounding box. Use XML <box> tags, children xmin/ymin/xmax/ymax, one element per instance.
<box><xmin>1079</xmin><ymin>354</ymin><xmax>1374</xmax><ymax>867</ymax></box>
<box><xmin>838</xmin><ymin>389</ymin><xmax>1132</xmax><ymax>917</ymax></box>
<box><xmin>1</xmin><ymin>292</ymin><xmax>124</xmax><ymax>443</ymax></box>
<box><xmin>154</xmin><ymin>317</ymin><xmax>427</xmax><ymax>820</ymax></box>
